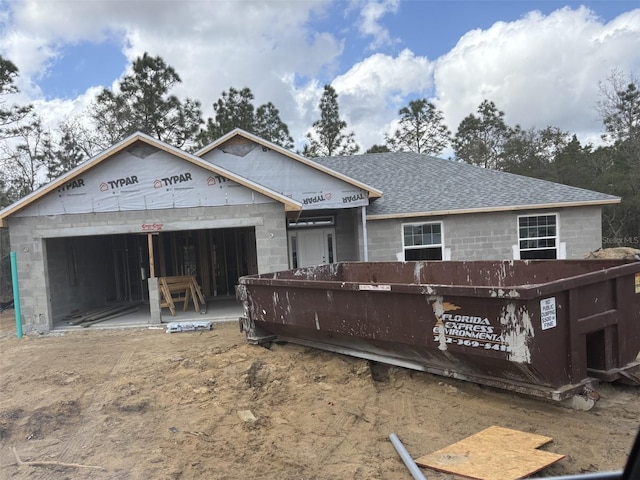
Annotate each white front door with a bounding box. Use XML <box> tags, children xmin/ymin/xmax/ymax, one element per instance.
<box><xmin>289</xmin><ymin>228</ymin><xmax>336</xmax><ymax>268</ymax></box>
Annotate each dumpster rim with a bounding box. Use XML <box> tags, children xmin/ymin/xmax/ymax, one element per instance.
<box><xmin>238</xmin><ymin>260</ymin><xmax>640</xmax><ymax>300</ymax></box>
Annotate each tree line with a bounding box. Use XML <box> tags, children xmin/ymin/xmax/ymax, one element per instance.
<box><xmin>0</xmin><ymin>53</ymin><xmax>638</xmax><ymax>250</ymax></box>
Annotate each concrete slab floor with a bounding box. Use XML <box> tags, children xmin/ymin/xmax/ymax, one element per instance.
<box><xmin>52</xmin><ymin>297</ymin><xmax>242</xmax><ymax>331</ymax></box>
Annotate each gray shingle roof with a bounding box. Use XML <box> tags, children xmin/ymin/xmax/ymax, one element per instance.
<box><xmin>313</xmin><ymin>152</ymin><xmax>620</xmax><ymax>217</ymax></box>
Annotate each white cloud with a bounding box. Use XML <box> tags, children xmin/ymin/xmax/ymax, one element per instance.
<box><xmin>0</xmin><ymin>0</ymin><xmax>343</xmax><ymax>146</ymax></box>
<box><xmin>332</xmin><ymin>49</ymin><xmax>433</xmax><ymax>149</ymax></box>
<box><xmin>434</xmin><ymin>6</ymin><xmax>640</xmax><ymax>145</ymax></box>
<box><xmin>31</xmin><ymin>88</ymin><xmax>99</xmax><ymax>130</ymax></box>
<box><xmin>1</xmin><ymin>1</ymin><xmax>639</xmax><ymax>156</ymax></box>
<box><xmin>356</xmin><ymin>0</ymin><xmax>401</xmax><ymax>49</ymax></box>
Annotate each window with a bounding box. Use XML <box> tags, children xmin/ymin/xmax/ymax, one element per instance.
<box><xmin>288</xmin><ymin>216</ymin><xmax>335</xmax><ymax>228</ymax></box>
<box><xmin>518</xmin><ymin>214</ymin><xmax>558</xmax><ymax>259</ymax></box>
<box><xmin>290</xmin><ymin>234</ymin><xmax>298</xmax><ymax>268</ymax></box>
<box><xmin>403</xmin><ymin>222</ymin><xmax>443</xmax><ymax>260</ymax></box>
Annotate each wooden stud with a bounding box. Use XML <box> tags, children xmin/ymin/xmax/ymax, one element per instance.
<box><xmin>148</xmin><ymin>233</ymin><xmax>155</xmax><ymax>278</ymax></box>
<box><xmin>158</xmin><ymin>276</ymin><xmax>205</xmax><ymax>316</ymax></box>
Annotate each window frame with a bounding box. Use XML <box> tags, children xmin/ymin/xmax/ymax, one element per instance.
<box><xmin>517</xmin><ymin>213</ymin><xmax>559</xmax><ymax>260</ymax></box>
<box><xmin>401</xmin><ymin>221</ymin><xmax>444</xmax><ymax>261</ymax></box>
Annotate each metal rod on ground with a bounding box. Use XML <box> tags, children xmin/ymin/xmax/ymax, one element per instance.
<box><xmin>10</xmin><ymin>251</ymin><xmax>22</xmax><ymax>339</ymax></box>
<box><xmin>389</xmin><ymin>433</ymin><xmax>426</xmax><ymax>480</ymax></box>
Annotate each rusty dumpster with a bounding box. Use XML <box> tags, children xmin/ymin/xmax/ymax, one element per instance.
<box><xmin>237</xmin><ymin>260</ymin><xmax>640</xmax><ymax>406</ymax></box>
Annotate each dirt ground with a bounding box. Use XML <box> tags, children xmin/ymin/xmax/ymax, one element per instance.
<box><xmin>0</xmin><ymin>311</ymin><xmax>638</xmax><ymax>480</ymax></box>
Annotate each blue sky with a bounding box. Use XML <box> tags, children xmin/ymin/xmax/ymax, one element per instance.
<box><xmin>37</xmin><ymin>41</ymin><xmax>128</xmax><ymax>99</ymax></box>
<box><xmin>1</xmin><ymin>0</ymin><xmax>639</xmax><ymax>152</ymax></box>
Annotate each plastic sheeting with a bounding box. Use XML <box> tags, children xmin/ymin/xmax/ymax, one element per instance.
<box><xmin>15</xmin><ymin>147</ymin><xmax>274</xmax><ymax>217</ymax></box>
<box><xmin>202</xmin><ymin>143</ymin><xmax>370</xmax><ymax>210</ymax></box>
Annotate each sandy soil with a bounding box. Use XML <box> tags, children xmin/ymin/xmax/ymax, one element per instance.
<box><xmin>0</xmin><ymin>311</ymin><xmax>638</xmax><ymax>480</ymax></box>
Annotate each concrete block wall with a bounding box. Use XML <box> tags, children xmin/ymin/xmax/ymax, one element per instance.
<box><xmin>365</xmin><ymin>213</ymin><xmax>518</xmax><ymax>261</ymax></box>
<box><xmin>335</xmin><ymin>209</ymin><xmax>359</xmax><ymax>261</ymax></box>
<box><xmin>6</xmin><ymin>233</ymin><xmax>49</xmax><ymax>333</ymax></box>
<box><xmin>364</xmin><ymin>218</ymin><xmax>404</xmax><ymax>261</ymax></box>
<box><xmin>7</xmin><ymin>202</ymin><xmax>288</xmax><ymax>332</ymax></box>
<box><xmin>556</xmin><ymin>206</ymin><xmax>602</xmax><ymax>258</ymax></box>
<box><xmin>447</xmin><ymin>206</ymin><xmax>603</xmax><ymax>260</ymax></box>
<box><xmin>444</xmin><ymin>211</ymin><xmax>516</xmax><ymax>260</ymax></box>
<box><xmin>365</xmin><ymin>206</ymin><xmax>604</xmax><ymax>262</ymax></box>
<box><xmin>253</xmin><ymin>205</ymin><xmax>289</xmax><ymax>274</ymax></box>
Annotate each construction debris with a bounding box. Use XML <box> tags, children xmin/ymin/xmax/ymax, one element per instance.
<box><xmin>64</xmin><ymin>303</ymin><xmax>141</xmax><ymax>327</ymax></box>
<box><xmin>414</xmin><ymin>426</ymin><xmax>565</xmax><ymax>480</ymax></box>
<box><xmin>11</xmin><ymin>446</ymin><xmax>106</xmax><ymax>471</ymax></box>
<box><xmin>237</xmin><ymin>410</ymin><xmax>257</xmax><ymax>424</ymax></box>
<box><xmin>584</xmin><ymin>247</ymin><xmax>640</xmax><ymax>260</ymax></box>
<box><xmin>80</xmin><ymin>306</ymin><xmax>141</xmax><ymax>327</ymax></box>
<box><xmin>165</xmin><ymin>320</ymin><xmax>213</xmax><ymax>333</ymax></box>
<box><xmin>389</xmin><ymin>433</ymin><xmax>426</xmax><ymax>480</ymax></box>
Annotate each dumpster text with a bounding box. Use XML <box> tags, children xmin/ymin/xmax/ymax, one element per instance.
<box><xmin>433</xmin><ymin>314</ymin><xmax>511</xmax><ymax>352</ymax></box>
<box><xmin>540</xmin><ymin>297</ymin><xmax>557</xmax><ymax>330</ymax></box>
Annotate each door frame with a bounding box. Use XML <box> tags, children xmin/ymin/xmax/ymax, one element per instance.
<box><xmin>288</xmin><ymin>227</ymin><xmax>336</xmax><ymax>268</ymax></box>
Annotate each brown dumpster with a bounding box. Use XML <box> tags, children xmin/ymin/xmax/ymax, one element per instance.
<box><xmin>237</xmin><ymin>260</ymin><xmax>640</xmax><ymax>407</ymax></box>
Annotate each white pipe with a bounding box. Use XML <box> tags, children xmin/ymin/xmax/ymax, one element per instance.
<box><xmin>389</xmin><ymin>433</ymin><xmax>426</xmax><ymax>480</ymax></box>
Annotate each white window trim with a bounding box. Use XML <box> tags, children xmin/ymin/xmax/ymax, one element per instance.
<box><xmin>401</xmin><ymin>221</ymin><xmax>444</xmax><ymax>261</ymax></box>
<box><xmin>516</xmin><ymin>213</ymin><xmax>560</xmax><ymax>259</ymax></box>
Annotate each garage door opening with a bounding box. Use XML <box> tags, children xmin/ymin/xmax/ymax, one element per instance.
<box><xmin>153</xmin><ymin>227</ymin><xmax>257</xmax><ymax>297</ymax></box>
<box><xmin>46</xmin><ymin>227</ymin><xmax>256</xmax><ymax>328</ymax></box>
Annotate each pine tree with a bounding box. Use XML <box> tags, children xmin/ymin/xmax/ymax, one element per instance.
<box><xmin>254</xmin><ymin>102</ymin><xmax>294</xmax><ymax>150</ymax></box>
<box><xmin>385</xmin><ymin>99</ymin><xmax>450</xmax><ymax>155</ymax></box>
<box><xmin>453</xmin><ymin>100</ymin><xmax>515</xmax><ymax>169</ymax></box>
<box><xmin>198</xmin><ymin>88</ymin><xmax>294</xmax><ymax>150</ymax></box>
<box><xmin>0</xmin><ymin>56</ymin><xmax>32</xmax><ymax>141</ymax></box>
<box><xmin>303</xmin><ymin>85</ymin><xmax>359</xmax><ymax>157</ymax></box>
<box><xmin>90</xmin><ymin>53</ymin><xmax>203</xmax><ymax>150</ymax></box>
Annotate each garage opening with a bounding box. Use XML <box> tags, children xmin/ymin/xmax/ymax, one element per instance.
<box><xmin>152</xmin><ymin>227</ymin><xmax>257</xmax><ymax>297</ymax></box>
<box><xmin>47</xmin><ymin>227</ymin><xmax>256</xmax><ymax>327</ymax></box>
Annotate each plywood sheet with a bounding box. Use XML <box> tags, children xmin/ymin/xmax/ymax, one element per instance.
<box><xmin>415</xmin><ymin>426</ymin><xmax>565</xmax><ymax>480</ymax></box>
